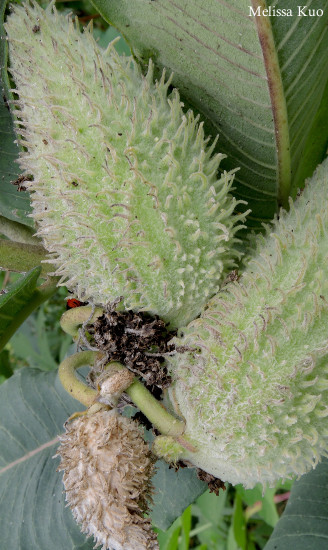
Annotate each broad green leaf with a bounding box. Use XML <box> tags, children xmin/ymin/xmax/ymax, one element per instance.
<box><xmin>264</xmin><ymin>459</ymin><xmax>328</xmax><ymax>550</ymax></box>
<box><xmin>0</xmin><ymin>266</ymin><xmax>41</xmax><ymax>350</ymax></box>
<box><xmin>0</xmin><ymin>266</ymin><xmax>57</xmax><ymax>352</ymax></box>
<box><xmin>90</xmin><ymin>0</ymin><xmax>328</xmax><ymax>228</ymax></box>
<box><xmin>0</xmin><ymin>366</ymin><xmax>207</xmax><ymax>547</ymax></box>
<box><xmin>292</xmin><ymin>75</ymin><xmax>328</xmax><ymax>192</ymax></box>
<box><xmin>150</xmin><ymin>459</ymin><xmax>207</xmax><ymax>530</ymax></box>
<box><xmin>0</xmin><ymin>367</ymin><xmax>93</xmax><ymax>550</ymax></box>
<box><xmin>0</xmin><ymin>0</ymin><xmax>33</xmax><ymax>227</ymax></box>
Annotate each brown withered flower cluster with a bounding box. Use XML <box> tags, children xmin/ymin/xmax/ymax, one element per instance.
<box><xmin>87</xmin><ymin>301</ymin><xmax>176</xmax><ymax>392</ymax></box>
<box><xmin>56</xmin><ymin>409</ymin><xmax>158</xmax><ymax>550</ymax></box>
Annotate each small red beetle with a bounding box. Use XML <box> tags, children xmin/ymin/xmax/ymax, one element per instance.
<box><xmin>66</xmin><ymin>298</ymin><xmax>87</xmax><ymax>309</ymax></box>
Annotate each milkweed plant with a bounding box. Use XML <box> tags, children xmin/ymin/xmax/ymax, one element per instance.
<box><xmin>1</xmin><ymin>1</ymin><xmax>328</xmax><ymax>549</ymax></box>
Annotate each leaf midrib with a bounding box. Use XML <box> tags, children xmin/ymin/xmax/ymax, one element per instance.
<box><xmin>0</xmin><ymin>437</ymin><xmax>59</xmax><ymax>475</ymax></box>
<box><xmin>251</xmin><ymin>0</ymin><xmax>291</xmax><ymax>208</ymax></box>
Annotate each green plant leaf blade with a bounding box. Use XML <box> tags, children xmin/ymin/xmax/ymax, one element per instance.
<box><xmin>91</xmin><ymin>0</ymin><xmax>328</xmax><ymax>228</ymax></box>
<box><xmin>0</xmin><ymin>0</ymin><xmax>33</xmax><ymax>227</ymax></box>
<box><xmin>150</xmin><ymin>459</ymin><xmax>207</xmax><ymax>530</ymax></box>
<box><xmin>0</xmin><ymin>367</ymin><xmax>93</xmax><ymax>550</ymax></box>
<box><xmin>0</xmin><ymin>365</ymin><xmax>207</xmax><ymax>545</ymax></box>
<box><xmin>264</xmin><ymin>459</ymin><xmax>328</xmax><ymax>550</ymax></box>
<box><xmin>0</xmin><ymin>267</ymin><xmax>41</xmax><ymax>348</ymax></box>
<box><xmin>0</xmin><ymin>348</ymin><xmax>13</xmax><ymax>379</ymax></box>
<box><xmin>291</xmin><ymin>75</ymin><xmax>328</xmax><ymax>194</ymax></box>
<box><xmin>0</xmin><ymin>267</ymin><xmax>57</xmax><ymax>352</ymax></box>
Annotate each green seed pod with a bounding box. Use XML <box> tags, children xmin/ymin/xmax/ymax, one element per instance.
<box><xmin>166</xmin><ymin>158</ymin><xmax>328</xmax><ymax>488</ymax></box>
<box><xmin>5</xmin><ymin>1</ymin><xmax>246</xmax><ymax>328</ymax></box>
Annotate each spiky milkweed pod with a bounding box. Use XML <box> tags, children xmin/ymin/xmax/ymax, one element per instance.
<box><xmin>5</xmin><ymin>1</ymin><xmax>246</xmax><ymax>328</ymax></box>
<box><xmin>56</xmin><ymin>409</ymin><xmax>158</xmax><ymax>550</ymax></box>
<box><xmin>165</xmin><ymin>158</ymin><xmax>328</xmax><ymax>488</ymax></box>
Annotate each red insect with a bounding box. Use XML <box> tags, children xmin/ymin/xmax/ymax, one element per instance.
<box><xmin>66</xmin><ymin>298</ymin><xmax>87</xmax><ymax>309</ymax></box>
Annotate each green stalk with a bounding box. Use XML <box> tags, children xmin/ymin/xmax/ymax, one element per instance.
<box><xmin>126</xmin><ymin>379</ymin><xmax>185</xmax><ymax>437</ymax></box>
<box><xmin>58</xmin><ymin>351</ymin><xmax>99</xmax><ymax>407</ymax></box>
<box><xmin>58</xmin><ymin>351</ymin><xmax>185</xmax><ymax>437</ymax></box>
<box><xmin>60</xmin><ymin>305</ymin><xmax>104</xmax><ymax>338</ymax></box>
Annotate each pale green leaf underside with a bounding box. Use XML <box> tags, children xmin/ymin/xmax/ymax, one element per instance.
<box><xmin>91</xmin><ymin>0</ymin><xmax>328</xmax><ymax>228</ymax></box>
<box><xmin>150</xmin><ymin>460</ymin><xmax>206</xmax><ymax>530</ymax></box>
<box><xmin>0</xmin><ymin>367</ymin><xmax>207</xmax><ymax>546</ymax></box>
<box><xmin>264</xmin><ymin>459</ymin><xmax>328</xmax><ymax>550</ymax></box>
<box><xmin>0</xmin><ymin>368</ymin><xmax>92</xmax><ymax>550</ymax></box>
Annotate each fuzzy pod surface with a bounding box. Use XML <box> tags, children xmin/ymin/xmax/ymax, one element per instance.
<box><xmin>56</xmin><ymin>409</ymin><xmax>158</xmax><ymax>550</ymax></box>
<box><xmin>165</xmin><ymin>158</ymin><xmax>328</xmax><ymax>488</ymax></box>
<box><xmin>5</xmin><ymin>1</ymin><xmax>245</xmax><ymax>328</ymax></box>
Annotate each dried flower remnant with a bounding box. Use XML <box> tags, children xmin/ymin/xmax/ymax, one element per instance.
<box><xmin>88</xmin><ymin>302</ymin><xmax>176</xmax><ymax>393</ymax></box>
<box><xmin>11</xmin><ymin>174</ymin><xmax>33</xmax><ymax>192</ymax></box>
<box><xmin>196</xmin><ymin>469</ymin><xmax>226</xmax><ymax>495</ymax></box>
<box><xmin>56</xmin><ymin>409</ymin><xmax>158</xmax><ymax>550</ymax></box>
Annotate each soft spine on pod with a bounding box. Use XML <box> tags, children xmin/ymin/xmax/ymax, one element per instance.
<box><xmin>5</xmin><ymin>1</ymin><xmax>246</xmax><ymax>328</ymax></box>
<box><xmin>163</xmin><ymin>158</ymin><xmax>328</xmax><ymax>488</ymax></box>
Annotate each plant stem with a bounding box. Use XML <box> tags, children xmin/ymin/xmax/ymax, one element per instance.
<box><xmin>60</xmin><ymin>305</ymin><xmax>104</xmax><ymax>338</ymax></box>
<box><xmin>58</xmin><ymin>351</ymin><xmax>99</xmax><ymax>407</ymax></box>
<box><xmin>126</xmin><ymin>379</ymin><xmax>185</xmax><ymax>437</ymax></box>
<box><xmin>58</xmin><ymin>351</ymin><xmax>185</xmax><ymax>436</ymax></box>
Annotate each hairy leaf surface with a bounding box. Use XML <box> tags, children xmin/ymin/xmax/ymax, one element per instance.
<box><xmin>150</xmin><ymin>460</ymin><xmax>206</xmax><ymax>530</ymax></box>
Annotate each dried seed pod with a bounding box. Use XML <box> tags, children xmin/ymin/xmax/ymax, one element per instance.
<box><xmin>5</xmin><ymin>1</ymin><xmax>246</xmax><ymax>328</ymax></box>
<box><xmin>165</xmin><ymin>158</ymin><xmax>328</xmax><ymax>488</ymax></box>
<box><xmin>56</xmin><ymin>409</ymin><xmax>158</xmax><ymax>550</ymax></box>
